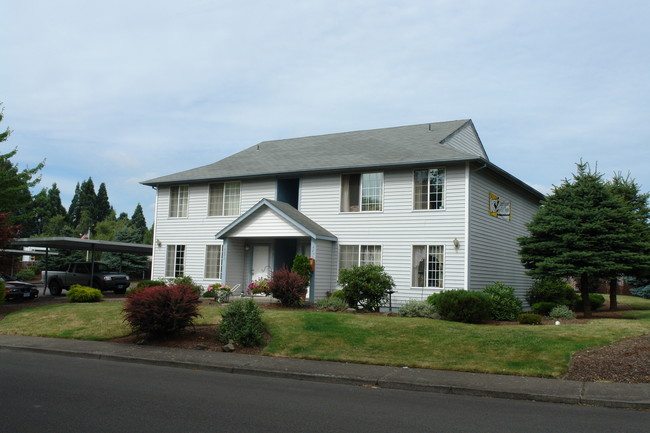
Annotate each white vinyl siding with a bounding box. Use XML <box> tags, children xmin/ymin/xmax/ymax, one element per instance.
<box><xmin>412</xmin><ymin>245</ymin><xmax>444</xmax><ymax>288</ymax></box>
<box><xmin>204</xmin><ymin>245</ymin><xmax>223</xmax><ymax>279</ymax></box>
<box><xmin>208</xmin><ymin>182</ymin><xmax>241</xmax><ymax>216</ymax></box>
<box><xmin>467</xmin><ymin>165</ymin><xmax>540</xmax><ymax>300</ymax></box>
<box><xmin>165</xmin><ymin>244</ymin><xmax>185</xmax><ymax>277</ymax></box>
<box><xmin>413</xmin><ymin>168</ymin><xmax>445</xmax><ymax>210</ymax></box>
<box><xmin>340</xmin><ymin>173</ymin><xmax>383</xmax><ymax>212</ymax></box>
<box><xmin>169</xmin><ymin>185</ymin><xmax>189</xmax><ymax>218</ymax></box>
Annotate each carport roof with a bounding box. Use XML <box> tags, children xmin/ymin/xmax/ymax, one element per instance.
<box><xmin>11</xmin><ymin>237</ymin><xmax>153</xmax><ymax>255</ymax></box>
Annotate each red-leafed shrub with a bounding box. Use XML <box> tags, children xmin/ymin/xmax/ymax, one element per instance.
<box><xmin>269</xmin><ymin>266</ymin><xmax>307</xmax><ymax>307</ymax></box>
<box><xmin>123</xmin><ymin>285</ymin><xmax>201</xmax><ymax>337</ymax></box>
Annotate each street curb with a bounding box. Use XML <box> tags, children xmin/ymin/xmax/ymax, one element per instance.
<box><xmin>1</xmin><ymin>336</ymin><xmax>649</xmax><ymax>410</ymax></box>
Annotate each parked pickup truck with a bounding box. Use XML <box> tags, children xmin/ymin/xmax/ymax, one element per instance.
<box><xmin>43</xmin><ymin>262</ymin><xmax>130</xmax><ymax>296</ymax></box>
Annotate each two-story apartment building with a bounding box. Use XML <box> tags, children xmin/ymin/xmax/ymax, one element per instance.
<box><xmin>142</xmin><ymin>119</ymin><xmax>543</xmax><ymax>305</ymax></box>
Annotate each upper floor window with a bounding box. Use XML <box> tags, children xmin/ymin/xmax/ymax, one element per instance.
<box><xmin>208</xmin><ymin>182</ymin><xmax>241</xmax><ymax>216</ymax></box>
<box><xmin>414</xmin><ymin>168</ymin><xmax>445</xmax><ymax>210</ymax></box>
<box><xmin>341</xmin><ymin>172</ymin><xmax>383</xmax><ymax>212</ymax></box>
<box><xmin>169</xmin><ymin>185</ymin><xmax>189</xmax><ymax>218</ymax></box>
<box><xmin>339</xmin><ymin>245</ymin><xmax>382</xmax><ymax>270</ymax></box>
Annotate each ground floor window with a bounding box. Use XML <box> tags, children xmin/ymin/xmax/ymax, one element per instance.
<box><xmin>165</xmin><ymin>244</ymin><xmax>185</xmax><ymax>277</ymax></box>
<box><xmin>339</xmin><ymin>245</ymin><xmax>382</xmax><ymax>270</ymax></box>
<box><xmin>412</xmin><ymin>245</ymin><xmax>444</xmax><ymax>287</ymax></box>
<box><xmin>204</xmin><ymin>245</ymin><xmax>223</xmax><ymax>279</ymax></box>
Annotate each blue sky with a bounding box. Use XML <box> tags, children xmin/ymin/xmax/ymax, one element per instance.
<box><xmin>2</xmin><ymin>0</ymin><xmax>649</xmax><ymax>226</ymax></box>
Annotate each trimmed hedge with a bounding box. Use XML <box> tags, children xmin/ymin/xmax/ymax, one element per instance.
<box><xmin>526</xmin><ymin>278</ymin><xmax>577</xmax><ymax>306</ymax></box>
<box><xmin>66</xmin><ymin>285</ymin><xmax>103</xmax><ymax>303</ymax></box>
<box><xmin>483</xmin><ymin>282</ymin><xmax>522</xmax><ymax>321</ymax></box>
<box><xmin>518</xmin><ymin>313</ymin><xmax>542</xmax><ymax>325</ymax></box>
<box><xmin>219</xmin><ymin>298</ymin><xmax>264</xmax><ymax>347</ymax></box>
<box><xmin>427</xmin><ymin>290</ymin><xmax>491</xmax><ymax>324</ymax></box>
<box><xmin>338</xmin><ymin>265</ymin><xmax>395</xmax><ymax>312</ymax></box>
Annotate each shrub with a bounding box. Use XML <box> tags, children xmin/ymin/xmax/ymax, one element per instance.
<box><xmin>291</xmin><ymin>254</ymin><xmax>312</xmax><ymax>288</ymax></box>
<box><xmin>315</xmin><ymin>297</ymin><xmax>349</xmax><ymax>312</ymax></box>
<box><xmin>66</xmin><ymin>285</ymin><xmax>103</xmax><ymax>303</ymax></box>
<box><xmin>630</xmin><ymin>285</ymin><xmax>650</xmax><ymax>299</ymax></box>
<box><xmin>123</xmin><ymin>284</ymin><xmax>201</xmax><ymax>337</ymax></box>
<box><xmin>574</xmin><ymin>293</ymin><xmax>606</xmax><ymax>312</ymax></box>
<box><xmin>338</xmin><ymin>265</ymin><xmax>395</xmax><ymax>312</ymax></box>
<box><xmin>0</xmin><ymin>280</ymin><xmax>5</xmax><ymax>303</ymax></box>
<box><xmin>483</xmin><ymin>282</ymin><xmax>522</xmax><ymax>321</ymax></box>
<box><xmin>164</xmin><ymin>276</ymin><xmax>202</xmax><ymax>294</ymax></box>
<box><xmin>269</xmin><ymin>266</ymin><xmax>307</xmax><ymax>307</ymax></box>
<box><xmin>398</xmin><ymin>300</ymin><xmax>436</xmax><ymax>318</ymax></box>
<box><xmin>127</xmin><ymin>280</ymin><xmax>167</xmax><ymax>298</ymax></box>
<box><xmin>531</xmin><ymin>302</ymin><xmax>558</xmax><ymax>316</ymax></box>
<box><xmin>518</xmin><ymin>313</ymin><xmax>542</xmax><ymax>325</ymax></box>
<box><xmin>219</xmin><ymin>298</ymin><xmax>264</xmax><ymax>347</ymax></box>
<box><xmin>428</xmin><ymin>290</ymin><xmax>491</xmax><ymax>324</ymax></box>
<box><xmin>15</xmin><ymin>267</ymin><xmax>36</xmax><ymax>281</ymax></box>
<box><xmin>526</xmin><ymin>278</ymin><xmax>577</xmax><ymax>307</ymax></box>
<box><xmin>549</xmin><ymin>305</ymin><xmax>576</xmax><ymax>320</ymax></box>
<box><xmin>329</xmin><ymin>290</ymin><xmax>347</xmax><ymax>303</ymax></box>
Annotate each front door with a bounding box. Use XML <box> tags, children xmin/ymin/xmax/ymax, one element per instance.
<box><xmin>251</xmin><ymin>245</ymin><xmax>271</xmax><ymax>282</ymax></box>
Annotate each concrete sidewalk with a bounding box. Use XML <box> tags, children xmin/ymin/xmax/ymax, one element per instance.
<box><xmin>1</xmin><ymin>334</ymin><xmax>648</xmax><ymax>410</ymax></box>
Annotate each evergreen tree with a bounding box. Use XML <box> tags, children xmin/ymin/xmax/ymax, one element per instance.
<box><xmin>0</xmin><ymin>103</ymin><xmax>45</xmax><ymax>227</ymax></box>
<box><xmin>103</xmin><ymin>227</ymin><xmax>149</xmax><ymax>276</ymax></box>
<box><xmin>95</xmin><ymin>182</ymin><xmax>112</xmax><ymax>222</ymax></box>
<box><xmin>518</xmin><ymin>162</ymin><xmax>646</xmax><ymax>317</ymax></box>
<box><xmin>130</xmin><ymin>203</ymin><xmax>147</xmax><ymax>243</ymax></box>
<box><xmin>68</xmin><ymin>182</ymin><xmax>82</xmax><ymax>227</ymax></box>
<box><xmin>47</xmin><ymin>183</ymin><xmax>67</xmax><ymax>218</ymax></box>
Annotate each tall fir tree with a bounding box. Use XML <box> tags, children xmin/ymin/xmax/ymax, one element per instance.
<box><xmin>95</xmin><ymin>182</ymin><xmax>112</xmax><ymax>223</ymax></box>
<box><xmin>130</xmin><ymin>203</ymin><xmax>147</xmax><ymax>243</ymax></box>
<box><xmin>518</xmin><ymin>162</ymin><xmax>646</xmax><ymax>317</ymax></box>
<box><xmin>47</xmin><ymin>183</ymin><xmax>67</xmax><ymax>218</ymax></box>
<box><xmin>68</xmin><ymin>182</ymin><xmax>82</xmax><ymax>227</ymax></box>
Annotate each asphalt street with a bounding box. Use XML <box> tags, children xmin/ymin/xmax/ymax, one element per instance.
<box><xmin>2</xmin><ymin>350</ymin><xmax>648</xmax><ymax>433</ymax></box>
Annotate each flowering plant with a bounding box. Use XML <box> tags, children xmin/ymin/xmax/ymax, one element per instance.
<box><xmin>204</xmin><ymin>283</ymin><xmax>232</xmax><ymax>303</ymax></box>
<box><xmin>247</xmin><ymin>278</ymin><xmax>271</xmax><ymax>295</ymax></box>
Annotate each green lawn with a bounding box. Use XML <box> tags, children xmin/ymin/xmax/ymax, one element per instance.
<box><xmin>1</xmin><ymin>296</ymin><xmax>649</xmax><ymax>378</ymax></box>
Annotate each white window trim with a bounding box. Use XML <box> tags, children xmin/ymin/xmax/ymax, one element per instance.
<box><xmin>339</xmin><ymin>172</ymin><xmax>385</xmax><ymax>213</ymax></box>
<box><xmin>207</xmin><ymin>181</ymin><xmax>241</xmax><ymax>217</ymax></box>
<box><xmin>412</xmin><ymin>167</ymin><xmax>446</xmax><ymax>212</ymax></box>
<box><xmin>410</xmin><ymin>244</ymin><xmax>445</xmax><ymax>289</ymax></box>
<box><xmin>165</xmin><ymin>244</ymin><xmax>186</xmax><ymax>278</ymax></box>
<box><xmin>204</xmin><ymin>244</ymin><xmax>223</xmax><ymax>280</ymax></box>
<box><xmin>169</xmin><ymin>185</ymin><xmax>189</xmax><ymax>218</ymax></box>
<box><xmin>338</xmin><ymin>244</ymin><xmax>383</xmax><ymax>270</ymax></box>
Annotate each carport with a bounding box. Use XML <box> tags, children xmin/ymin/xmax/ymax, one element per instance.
<box><xmin>10</xmin><ymin>237</ymin><xmax>153</xmax><ymax>295</ymax></box>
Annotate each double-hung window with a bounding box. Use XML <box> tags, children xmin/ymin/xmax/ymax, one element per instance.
<box><xmin>411</xmin><ymin>245</ymin><xmax>444</xmax><ymax>288</ymax></box>
<box><xmin>169</xmin><ymin>185</ymin><xmax>189</xmax><ymax>217</ymax></box>
<box><xmin>341</xmin><ymin>173</ymin><xmax>383</xmax><ymax>212</ymax></box>
<box><xmin>413</xmin><ymin>168</ymin><xmax>445</xmax><ymax>210</ymax></box>
<box><xmin>208</xmin><ymin>181</ymin><xmax>241</xmax><ymax>216</ymax></box>
<box><xmin>165</xmin><ymin>245</ymin><xmax>186</xmax><ymax>277</ymax></box>
<box><xmin>204</xmin><ymin>245</ymin><xmax>223</xmax><ymax>279</ymax></box>
<box><xmin>339</xmin><ymin>245</ymin><xmax>382</xmax><ymax>270</ymax></box>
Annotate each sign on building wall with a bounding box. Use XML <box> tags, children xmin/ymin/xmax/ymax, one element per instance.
<box><xmin>488</xmin><ymin>192</ymin><xmax>511</xmax><ymax>221</ymax></box>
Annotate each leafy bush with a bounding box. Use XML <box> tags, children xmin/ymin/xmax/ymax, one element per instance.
<box><xmin>15</xmin><ymin>267</ymin><xmax>36</xmax><ymax>281</ymax></box>
<box><xmin>630</xmin><ymin>285</ymin><xmax>650</xmax><ymax>299</ymax></box>
<box><xmin>123</xmin><ymin>284</ymin><xmax>201</xmax><ymax>337</ymax></box>
<box><xmin>315</xmin><ymin>297</ymin><xmax>349</xmax><ymax>312</ymax></box>
<box><xmin>219</xmin><ymin>298</ymin><xmax>264</xmax><ymax>347</ymax></box>
<box><xmin>269</xmin><ymin>266</ymin><xmax>307</xmax><ymax>307</ymax></box>
<box><xmin>427</xmin><ymin>290</ymin><xmax>491</xmax><ymax>324</ymax></box>
<box><xmin>526</xmin><ymin>278</ymin><xmax>577</xmax><ymax>307</ymax></box>
<box><xmin>398</xmin><ymin>300</ymin><xmax>436</xmax><ymax>318</ymax></box>
<box><xmin>127</xmin><ymin>280</ymin><xmax>167</xmax><ymax>298</ymax></box>
<box><xmin>338</xmin><ymin>265</ymin><xmax>395</xmax><ymax>312</ymax></box>
<box><xmin>574</xmin><ymin>293</ymin><xmax>606</xmax><ymax>312</ymax></box>
<box><xmin>66</xmin><ymin>285</ymin><xmax>103</xmax><ymax>303</ymax></box>
<box><xmin>518</xmin><ymin>313</ymin><xmax>542</xmax><ymax>325</ymax></box>
<box><xmin>483</xmin><ymin>282</ymin><xmax>522</xmax><ymax>321</ymax></box>
<box><xmin>549</xmin><ymin>305</ymin><xmax>576</xmax><ymax>320</ymax></box>
<box><xmin>531</xmin><ymin>302</ymin><xmax>558</xmax><ymax>316</ymax></box>
<box><xmin>0</xmin><ymin>280</ymin><xmax>5</xmax><ymax>303</ymax></box>
<box><xmin>329</xmin><ymin>290</ymin><xmax>347</xmax><ymax>303</ymax></box>
<box><xmin>291</xmin><ymin>254</ymin><xmax>312</xmax><ymax>287</ymax></box>
<box><xmin>164</xmin><ymin>276</ymin><xmax>202</xmax><ymax>294</ymax></box>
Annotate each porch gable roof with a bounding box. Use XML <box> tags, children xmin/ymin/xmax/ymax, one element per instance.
<box><xmin>215</xmin><ymin>199</ymin><xmax>338</xmax><ymax>241</ymax></box>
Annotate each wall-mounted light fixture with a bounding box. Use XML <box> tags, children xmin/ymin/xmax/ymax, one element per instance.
<box><xmin>156</xmin><ymin>239</ymin><xmax>162</xmax><ymax>247</ymax></box>
<box><xmin>453</xmin><ymin>238</ymin><xmax>460</xmax><ymax>249</ymax></box>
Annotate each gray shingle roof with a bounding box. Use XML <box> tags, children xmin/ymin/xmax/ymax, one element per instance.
<box><xmin>142</xmin><ymin>119</ymin><xmax>479</xmax><ymax>186</ymax></box>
